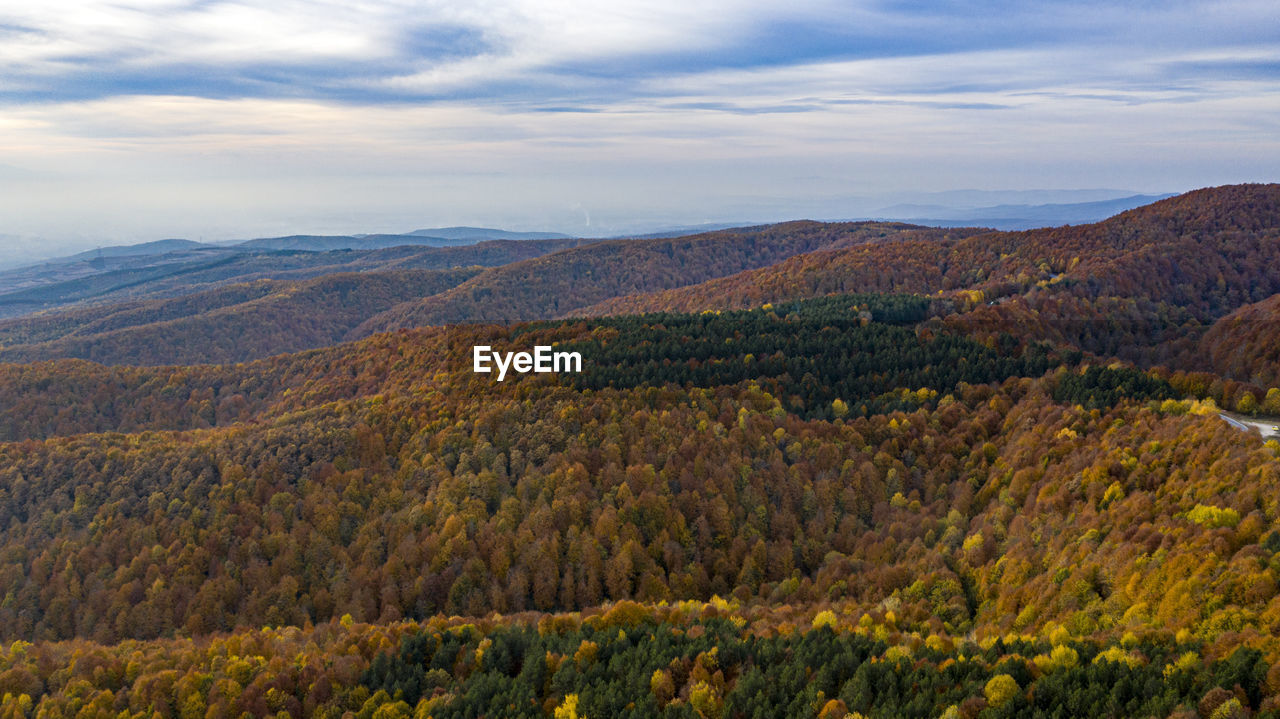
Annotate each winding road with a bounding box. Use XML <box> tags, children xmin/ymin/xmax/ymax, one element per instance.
<box><xmin>1219</xmin><ymin>412</ymin><xmax>1280</xmax><ymax>439</ymax></box>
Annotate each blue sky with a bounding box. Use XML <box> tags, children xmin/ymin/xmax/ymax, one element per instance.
<box><xmin>0</xmin><ymin>0</ymin><xmax>1277</xmax><ymax>254</ymax></box>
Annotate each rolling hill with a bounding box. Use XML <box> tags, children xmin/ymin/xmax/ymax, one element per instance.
<box><xmin>2</xmin><ymin>185</ymin><xmax>1280</xmax><ymax>717</ymax></box>
<box><xmin>584</xmin><ymin>185</ymin><xmax>1280</xmax><ymax>316</ymax></box>
<box><xmin>351</xmin><ymin>222</ymin><xmax>981</xmax><ymax>335</ymax></box>
<box><xmin>0</xmin><ymin>289</ymin><xmax>1278</xmax><ymax>717</ymax></box>
<box><xmin>0</xmin><ymin>268</ymin><xmax>482</xmax><ymax>365</ymax></box>
<box><xmin>581</xmin><ymin>185</ymin><xmax>1280</xmax><ymax>373</ymax></box>
<box><xmin>0</xmin><ymin>238</ymin><xmax>586</xmax><ymax>320</ymax></box>
<box><xmin>1197</xmin><ymin>294</ymin><xmax>1280</xmax><ymax>389</ymax></box>
<box><xmin>874</xmin><ymin>193</ymin><xmax>1176</xmax><ymax>230</ymax></box>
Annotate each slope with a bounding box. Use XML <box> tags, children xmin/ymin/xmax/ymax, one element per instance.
<box><xmin>1197</xmin><ymin>293</ymin><xmax>1280</xmax><ymax>390</ymax></box>
<box><xmin>582</xmin><ymin>185</ymin><xmax>1280</xmax><ymax>373</ymax></box>
<box><xmin>0</xmin><ymin>295</ymin><xmax>1273</xmax><ymax>670</ymax></box>
<box><xmin>0</xmin><ymin>268</ymin><xmax>481</xmax><ymax>366</ymax></box>
<box><xmin>351</xmin><ymin>221</ymin><xmax>977</xmax><ymax>335</ymax></box>
<box><xmin>0</xmin><ymin>238</ymin><xmax>586</xmax><ymax>319</ymax></box>
<box><xmin>585</xmin><ymin>185</ymin><xmax>1280</xmax><ymax>317</ymax></box>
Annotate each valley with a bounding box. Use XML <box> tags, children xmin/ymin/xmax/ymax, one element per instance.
<box><xmin>0</xmin><ymin>186</ymin><xmax>1279</xmax><ymax>718</ymax></box>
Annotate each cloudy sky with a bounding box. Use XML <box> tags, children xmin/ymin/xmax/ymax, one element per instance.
<box><xmin>0</xmin><ymin>0</ymin><xmax>1277</xmax><ymax>255</ymax></box>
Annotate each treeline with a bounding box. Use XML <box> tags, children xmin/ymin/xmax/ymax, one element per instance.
<box><xmin>564</xmin><ymin>294</ymin><xmax>1181</xmax><ymax>418</ymax></box>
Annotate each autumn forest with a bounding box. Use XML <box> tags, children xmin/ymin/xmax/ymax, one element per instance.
<box><xmin>1</xmin><ymin>185</ymin><xmax>1280</xmax><ymax>718</ymax></box>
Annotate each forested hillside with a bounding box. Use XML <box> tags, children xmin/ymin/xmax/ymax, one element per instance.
<box><xmin>1197</xmin><ymin>294</ymin><xmax>1280</xmax><ymax>388</ymax></box>
<box><xmin>2</xmin><ymin>187</ymin><xmax>1280</xmax><ymax>718</ymax></box>
<box><xmin>586</xmin><ymin>185</ymin><xmax>1280</xmax><ymax>318</ymax></box>
<box><xmin>351</xmin><ymin>223</ymin><xmax>977</xmax><ymax>334</ymax></box>
<box><xmin>0</xmin><ymin>238</ymin><xmax>584</xmax><ymax>319</ymax></box>
<box><xmin>0</xmin><ymin>268</ymin><xmax>481</xmax><ymax>365</ymax></box>
<box><xmin>582</xmin><ymin>185</ymin><xmax>1280</xmax><ymax>382</ymax></box>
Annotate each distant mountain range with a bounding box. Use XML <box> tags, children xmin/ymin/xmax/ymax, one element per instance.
<box><xmin>404</xmin><ymin>226</ymin><xmax>575</xmax><ymax>241</ymax></box>
<box><xmin>606</xmin><ymin>193</ymin><xmax>1176</xmax><ymax>238</ymax></box>
<box><xmin>0</xmin><ymin>237</ymin><xmax>588</xmax><ymax>320</ymax></box>
<box><xmin>8</xmin><ymin>227</ymin><xmax>572</xmax><ymax>268</ymax></box>
<box><xmin>0</xmin><ymin>227</ymin><xmax>579</xmax><ymax>314</ymax></box>
<box><xmin>0</xmin><ymin>195</ymin><xmax>1174</xmax><ymax>322</ymax></box>
<box><xmin>62</xmin><ymin>238</ymin><xmax>212</xmax><ymax>262</ymax></box>
<box><xmin>242</xmin><ymin>227</ymin><xmax>574</xmax><ymax>252</ymax></box>
<box><xmin>865</xmin><ymin>193</ymin><xmax>1176</xmax><ymax>230</ymax></box>
<box><xmin>2</xmin><ymin>192</ymin><xmax>1172</xmax><ymax>273</ymax></box>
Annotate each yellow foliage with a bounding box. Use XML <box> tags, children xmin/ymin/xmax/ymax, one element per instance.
<box><xmin>1121</xmin><ymin>603</ymin><xmax>1149</xmax><ymax>625</ymax></box>
<box><xmin>1238</xmin><ymin>393</ymin><xmax>1258</xmax><ymax>415</ymax></box>
<box><xmin>1186</xmin><ymin>504</ymin><xmax>1241</xmax><ymax>529</ymax></box>
<box><xmin>1093</xmin><ymin>647</ymin><xmax>1143</xmax><ymax>668</ymax></box>
<box><xmin>1190</xmin><ymin>398</ymin><xmax>1219</xmax><ymax>416</ymax></box>
<box><xmin>1047</xmin><ymin>625</ymin><xmax>1070</xmax><ymax>647</ymax></box>
<box><xmin>1101</xmin><ymin>481</ymin><xmax>1124</xmax><ymax>507</ymax></box>
<box><xmin>817</xmin><ymin>698</ymin><xmax>848</xmax><ymax>719</ymax></box>
<box><xmin>925</xmin><ymin>634</ymin><xmax>951</xmax><ymax>653</ymax></box>
<box><xmin>554</xmin><ymin>694</ymin><xmax>583</xmax><ymax>719</ymax></box>
<box><xmin>984</xmin><ymin>674</ymin><xmax>1020</xmax><ymax>707</ymax></box>
<box><xmin>1163</xmin><ymin>651</ymin><xmax>1200</xmax><ymax>678</ymax></box>
<box><xmin>689</xmin><ymin>680</ymin><xmax>720</xmax><ymax>718</ymax></box>
<box><xmin>573</xmin><ymin>640</ymin><xmax>598</xmax><ymax>669</ymax></box>
<box><xmin>707</xmin><ymin>595</ymin><xmax>734</xmax><ymax>613</ymax></box>
<box><xmin>831</xmin><ymin>399</ymin><xmax>849</xmax><ymax>418</ymax></box>
<box><xmin>884</xmin><ymin>645</ymin><xmax>912</xmax><ymax>662</ymax></box>
<box><xmin>372</xmin><ymin>700</ymin><xmax>413</xmax><ymax>719</ymax></box>
<box><xmin>812</xmin><ymin>610</ymin><xmax>838</xmax><ymax>630</ymax></box>
<box><xmin>650</xmin><ymin>669</ymin><xmax>675</xmax><ymax>704</ymax></box>
<box><xmin>1211</xmin><ymin>698</ymin><xmax>1245</xmax><ymax>719</ymax></box>
<box><xmin>1034</xmin><ymin>645</ymin><xmax>1079</xmax><ymax>673</ymax></box>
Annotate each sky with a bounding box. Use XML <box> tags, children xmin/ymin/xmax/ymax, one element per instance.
<box><xmin>0</xmin><ymin>0</ymin><xmax>1278</xmax><ymax>258</ymax></box>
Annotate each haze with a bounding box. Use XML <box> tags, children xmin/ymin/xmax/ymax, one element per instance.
<box><xmin>1</xmin><ymin>0</ymin><xmax>1277</xmax><ymax>260</ymax></box>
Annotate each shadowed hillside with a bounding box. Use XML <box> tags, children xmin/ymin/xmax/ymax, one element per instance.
<box><xmin>0</xmin><ymin>238</ymin><xmax>586</xmax><ymax>318</ymax></box>
<box><xmin>350</xmin><ymin>222</ymin><xmax>980</xmax><ymax>335</ymax></box>
<box><xmin>0</xmin><ymin>268</ymin><xmax>480</xmax><ymax>365</ymax></box>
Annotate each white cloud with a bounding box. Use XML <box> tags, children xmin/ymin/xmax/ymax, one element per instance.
<box><xmin>0</xmin><ymin>0</ymin><xmax>1276</xmax><ymax>249</ymax></box>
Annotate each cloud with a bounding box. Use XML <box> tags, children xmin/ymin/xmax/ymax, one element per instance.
<box><xmin>0</xmin><ymin>0</ymin><xmax>1273</xmax><ymax>106</ymax></box>
<box><xmin>0</xmin><ymin>1</ymin><xmax>1276</xmax><ymax>249</ymax></box>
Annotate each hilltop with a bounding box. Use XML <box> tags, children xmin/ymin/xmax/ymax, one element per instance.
<box><xmin>1</xmin><ymin>185</ymin><xmax>1280</xmax><ymax>717</ymax></box>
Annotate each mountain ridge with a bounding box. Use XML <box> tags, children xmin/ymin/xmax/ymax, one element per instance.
<box><xmin>350</xmin><ymin>221</ymin><xmax>980</xmax><ymax>337</ymax></box>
